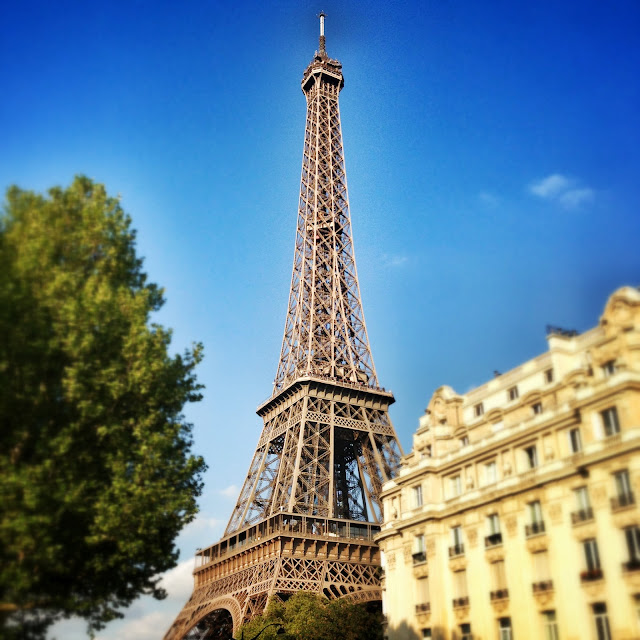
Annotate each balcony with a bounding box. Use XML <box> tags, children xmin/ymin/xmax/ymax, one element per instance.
<box><xmin>452</xmin><ymin>597</ymin><xmax>469</xmax><ymax>608</ymax></box>
<box><xmin>449</xmin><ymin>544</ymin><xmax>465</xmax><ymax>558</ymax></box>
<box><xmin>623</xmin><ymin>558</ymin><xmax>640</xmax><ymax>573</ymax></box>
<box><xmin>412</xmin><ymin>551</ymin><xmax>427</xmax><ymax>565</ymax></box>
<box><xmin>490</xmin><ymin>589</ymin><xmax>509</xmax><ymax>600</ymax></box>
<box><xmin>571</xmin><ymin>508</ymin><xmax>594</xmax><ymax>525</ymax></box>
<box><xmin>485</xmin><ymin>532</ymin><xmax>503</xmax><ymax>548</ymax></box>
<box><xmin>525</xmin><ymin>521</ymin><xmax>546</xmax><ymax>537</ymax></box>
<box><xmin>580</xmin><ymin>568</ymin><xmax>604</xmax><ymax>582</ymax></box>
<box><xmin>532</xmin><ymin>580</ymin><xmax>553</xmax><ymax>592</ymax></box>
<box><xmin>611</xmin><ymin>492</ymin><xmax>635</xmax><ymax>511</ymax></box>
<box><xmin>415</xmin><ymin>603</ymin><xmax>431</xmax><ymax>613</ymax></box>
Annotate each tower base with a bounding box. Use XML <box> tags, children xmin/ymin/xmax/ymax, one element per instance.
<box><xmin>164</xmin><ymin>514</ymin><xmax>382</xmax><ymax>639</ymax></box>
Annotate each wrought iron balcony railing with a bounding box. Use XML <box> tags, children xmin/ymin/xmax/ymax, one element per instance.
<box><xmin>452</xmin><ymin>597</ymin><xmax>469</xmax><ymax>608</ymax></box>
<box><xmin>571</xmin><ymin>508</ymin><xmax>594</xmax><ymax>524</ymax></box>
<box><xmin>415</xmin><ymin>603</ymin><xmax>431</xmax><ymax>613</ymax></box>
<box><xmin>611</xmin><ymin>492</ymin><xmax>635</xmax><ymax>511</ymax></box>
<box><xmin>525</xmin><ymin>521</ymin><xmax>546</xmax><ymax>537</ymax></box>
<box><xmin>580</xmin><ymin>568</ymin><xmax>604</xmax><ymax>582</ymax></box>
<box><xmin>490</xmin><ymin>589</ymin><xmax>509</xmax><ymax>600</ymax></box>
<box><xmin>449</xmin><ymin>544</ymin><xmax>465</xmax><ymax>558</ymax></box>
<box><xmin>532</xmin><ymin>580</ymin><xmax>553</xmax><ymax>592</ymax></box>
<box><xmin>412</xmin><ymin>551</ymin><xmax>427</xmax><ymax>565</ymax></box>
<box><xmin>485</xmin><ymin>532</ymin><xmax>503</xmax><ymax>548</ymax></box>
<box><xmin>623</xmin><ymin>558</ymin><xmax>640</xmax><ymax>573</ymax></box>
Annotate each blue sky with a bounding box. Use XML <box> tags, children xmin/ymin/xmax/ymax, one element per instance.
<box><xmin>2</xmin><ymin>1</ymin><xmax>639</xmax><ymax>638</ymax></box>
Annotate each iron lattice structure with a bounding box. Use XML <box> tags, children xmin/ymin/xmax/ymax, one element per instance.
<box><xmin>165</xmin><ymin>16</ymin><xmax>402</xmax><ymax>640</ymax></box>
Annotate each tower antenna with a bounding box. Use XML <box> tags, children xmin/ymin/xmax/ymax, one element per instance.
<box><xmin>318</xmin><ymin>11</ymin><xmax>326</xmax><ymax>56</ymax></box>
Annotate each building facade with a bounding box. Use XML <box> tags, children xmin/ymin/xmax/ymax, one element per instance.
<box><xmin>377</xmin><ymin>287</ymin><xmax>640</xmax><ymax>640</ymax></box>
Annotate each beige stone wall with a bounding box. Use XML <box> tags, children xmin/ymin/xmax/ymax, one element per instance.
<box><xmin>378</xmin><ymin>287</ymin><xmax>640</xmax><ymax>640</ymax></box>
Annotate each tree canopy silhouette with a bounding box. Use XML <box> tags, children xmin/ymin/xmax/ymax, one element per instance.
<box><xmin>237</xmin><ymin>591</ymin><xmax>383</xmax><ymax>640</ymax></box>
<box><xmin>0</xmin><ymin>176</ymin><xmax>206</xmax><ymax>638</ymax></box>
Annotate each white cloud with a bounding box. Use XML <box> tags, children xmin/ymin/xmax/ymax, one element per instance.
<box><xmin>96</xmin><ymin>610</ymin><xmax>177</xmax><ymax>640</ymax></box>
<box><xmin>160</xmin><ymin>558</ymin><xmax>196</xmax><ymax>601</ymax></box>
<box><xmin>558</xmin><ymin>187</ymin><xmax>595</xmax><ymax>209</ymax></box>
<box><xmin>528</xmin><ymin>173</ymin><xmax>595</xmax><ymax>210</ymax></box>
<box><xmin>183</xmin><ymin>514</ymin><xmax>223</xmax><ymax>534</ymax></box>
<box><xmin>218</xmin><ymin>484</ymin><xmax>239</xmax><ymax>498</ymax></box>
<box><xmin>382</xmin><ymin>254</ymin><xmax>408</xmax><ymax>267</ymax></box>
<box><xmin>529</xmin><ymin>174</ymin><xmax>571</xmax><ymax>198</ymax></box>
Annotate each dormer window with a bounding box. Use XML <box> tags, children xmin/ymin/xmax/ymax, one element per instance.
<box><xmin>508</xmin><ymin>386</ymin><xmax>519</xmax><ymax>401</ymax></box>
<box><xmin>474</xmin><ymin>403</ymin><xmax>484</xmax><ymax>417</ymax></box>
<box><xmin>532</xmin><ymin>402</ymin><xmax>543</xmax><ymax>416</ymax></box>
<box><xmin>602</xmin><ymin>360</ymin><xmax>616</xmax><ymax>377</ymax></box>
<box><xmin>544</xmin><ymin>368</ymin><xmax>554</xmax><ymax>384</ymax></box>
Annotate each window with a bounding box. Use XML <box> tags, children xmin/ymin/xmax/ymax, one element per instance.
<box><xmin>486</xmin><ymin>513</ymin><xmax>502</xmax><ymax>547</ymax></box>
<box><xmin>569</xmin><ymin>427</ymin><xmax>582</xmax><ymax>453</ymax></box>
<box><xmin>499</xmin><ymin>617</ymin><xmax>512</xmax><ymax>640</ymax></box>
<box><xmin>413</xmin><ymin>534</ymin><xmax>426</xmax><ymax>565</ymax></box>
<box><xmin>582</xmin><ymin>538</ymin><xmax>602</xmax><ymax>580</ymax></box>
<box><xmin>416</xmin><ymin>576</ymin><xmax>430</xmax><ymax>607</ymax></box>
<box><xmin>533</xmin><ymin>402</ymin><xmax>543</xmax><ymax>415</ymax></box>
<box><xmin>530</xmin><ymin>501</ymin><xmax>543</xmax><ymax>523</ymax></box>
<box><xmin>542</xmin><ymin>611</ymin><xmax>559</xmax><ymax>640</ymax></box>
<box><xmin>450</xmin><ymin>475</ymin><xmax>462</xmax><ymax>497</ymax></box>
<box><xmin>450</xmin><ymin>526</ymin><xmax>464</xmax><ymax>556</ymax></box>
<box><xmin>484</xmin><ymin>461</ymin><xmax>497</xmax><ymax>485</ymax></box>
<box><xmin>532</xmin><ymin>550</ymin><xmax>551</xmax><ymax>591</ymax></box>
<box><xmin>624</xmin><ymin>526</ymin><xmax>640</xmax><ymax>568</ymax></box>
<box><xmin>460</xmin><ymin>435</ymin><xmax>470</xmax><ymax>447</ymax></box>
<box><xmin>474</xmin><ymin>402</ymin><xmax>484</xmax><ymax>417</ymax></box>
<box><xmin>508</xmin><ymin>386</ymin><xmax>519</xmax><ymax>401</ymax></box>
<box><xmin>422</xmin><ymin>630</ymin><xmax>432</xmax><ymax>639</ymax></box>
<box><xmin>460</xmin><ymin>623</ymin><xmax>472</xmax><ymax>640</ymax></box>
<box><xmin>525</xmin><ymin>445</ymin><xmax>538</xmax><ymax>469</ymax></box>
<box><xmin>601</xmin><ymin>407</ymin><xmax>620</xmax><ymax>436</ymax></box>
<box><xmin>602</xmin><ymin>360</ymin><xmax>616</xmax><ymax>377</ymax></box>
<box><xmin>575</xmin><ymin>486</ymin><xmax>590</xmax><ymax>510</ymax></box>
<box><xmin>615</xmin><ymin>469</ymin><xmax>632</xmax><ymax>497</ymax></box>
<box><xmin>414</xmin><ymin>484</ymin><xmax>423</xmax><ymax>508</ymax></box>
<box><xmin>584</xmin><ymin>538</ymin><xmax>601</xmax><ymax>570</ymax></box>
<box><xmin>453</xmin><ymin>569</ymin><xmax>468</xmax><ymax>605</ymax></box>
<box><xmin>526</xmin><ymin>501</ymin><xmax>545</xmax><ymax>536</ymax></box>
<box><xmin>490</xmin><ymin>560</ymin><xmax>508</xmax><ymax>599</ymax></box>
<box><xmin>613</xmin><ymin>469</ymin><xmax>634</xmax><ymax>508</ymax></box>
<box><xmin>572</xmin><ymin>486</ymin><xmax>593</xmax><ymax>523</ymax></box>
<box><xmin>544</xmin><ymin>368</ymin><xmax>554</xmax><ymax>384</ymax></box>
<box><xmin>592</xmin><ymin>603</ymin><xmax>611</xmax><ymax>640</ymax></box>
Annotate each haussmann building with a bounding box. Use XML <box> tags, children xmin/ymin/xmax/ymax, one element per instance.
<box><xmin>376</xmin><ymin>286</ymin><xmax>640</xmax><ymax>640</ymax></box>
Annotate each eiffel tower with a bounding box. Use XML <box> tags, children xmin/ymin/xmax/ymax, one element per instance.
<box><xmin>165</xmin><ymin>15</ymin><xmax>402</xmax><ymax>639</ymax></box>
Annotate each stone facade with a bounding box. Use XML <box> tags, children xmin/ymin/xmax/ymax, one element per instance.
<box><xmin>376</xmin><ymin>287</ymin><xmax>640</xmax><ymax>640</ymax></box>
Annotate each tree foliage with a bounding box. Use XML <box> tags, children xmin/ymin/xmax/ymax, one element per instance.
<box><xmin>0</xmin><ymin>176</ymin><xmax>206</xmax><ymax>637</ymax></box>
<box><xmin>237</xmin><ymin>592</ymin><xmax>383</xmax><ymax>640</ymax></box>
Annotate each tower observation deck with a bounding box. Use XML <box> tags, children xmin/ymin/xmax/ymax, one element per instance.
<box><xmin>165</xmin><ymin>16</ymin><xmax>402</xmax><ymax>639</ymax></box>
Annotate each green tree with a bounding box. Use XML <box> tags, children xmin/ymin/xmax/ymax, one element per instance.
<box><xmin>0</xmin><ymin>176</ymin><xmax>206</xmax><ymax>638</ymax></box>
<box><xmin>237</xmin><ymin>592</ymin><xmax>383</xmax><ymax>640</ymax></box>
